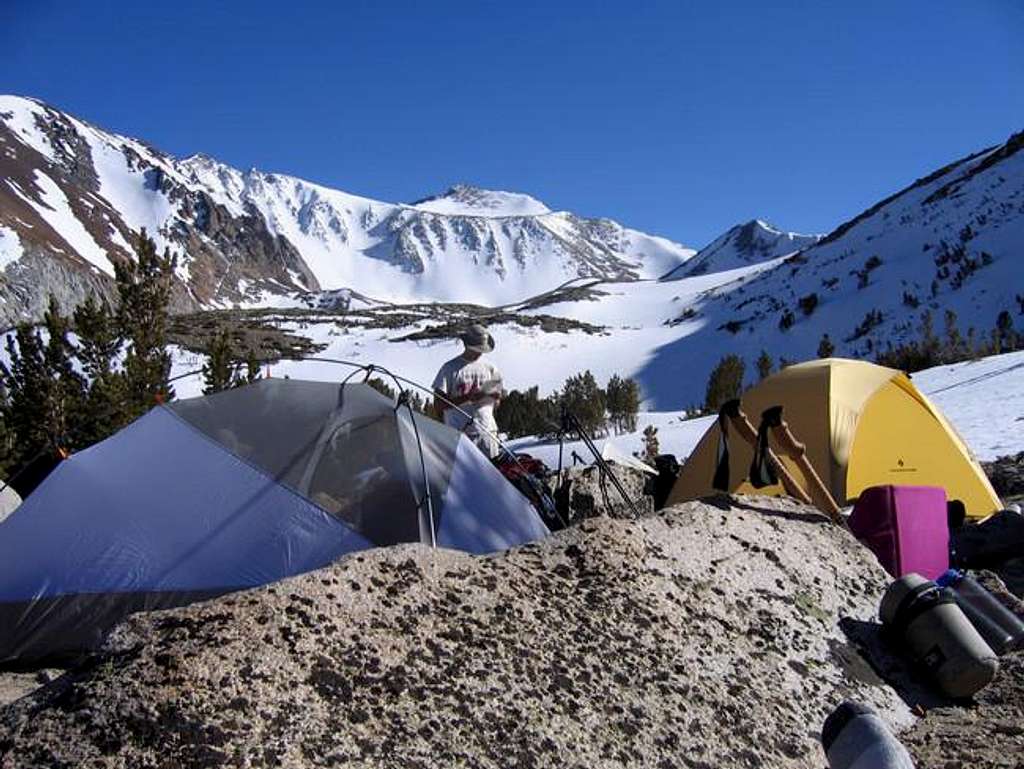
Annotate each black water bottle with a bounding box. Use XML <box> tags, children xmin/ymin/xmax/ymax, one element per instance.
<box><xmin>937</xmin><ymin>569</ymin><xmax>1024</xmax><ymax>656</ymax></box>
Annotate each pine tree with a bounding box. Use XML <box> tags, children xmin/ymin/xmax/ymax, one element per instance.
<box><xmin>943</xmin><ymin>310</ymin><xmax>966</xmax><ymax>362</ymax></box>
<box><xmin>42</xmin><ymin>297</ymin><xmax>88</xmax><ymax>448</ymax></box>
<box><xmin>202</xmin><ymin>330</ymin><xmax>238</xmax><ymax>394</ymax></box>
<box><xmin>0</xmin><ymin>392</ymin><xmax>13</xmax><ymax>480</ymax></box>
<box><xmin>73</xmin><ymin>296</ymin><xmax>127</xmax><ymax>445</ymax></box>
<box><xmin>817</xmin><ymin>333</ymin><xmax>835</xmax><ymax>358</ymax></box>
<box><xmin>919</xmin><ymin>310</ymin><xmax>941</xmax><ymax>364</ymax></box>
<box><xmin>995</xmin><ymin>310</ymin><xmax>1016</xmax><ymax>353</ymax></box>
<box><xmin>366</xmin><ymin>377</ymin><xmax>396</xmax><ymax>401</ymax></box>
<box><xmin>704</xmin><ymin>355</ymin><xmax>745</xmax><ymax>411</ymax></box>
<box><xmin>244</xmin><ymin>347</ymin><xmax>262</xmax><ymax>385</ymax></box>
<box><xmin>560</xmin><ymin>370</ymin><xmax>607</xmax><ymax>437</ymax></box>
<box><xmin>606</xmin><ymin>374</ymin><xmax>640</xmax><ymax>434</ymax></box>
<box><xmin>1</xmin><ymin>325</ymin><xmax>50</xmax><ymax>467</ymax></box>
<box><xmin>756</xmin><ymin>350</ymin><xmax>773</xmax><ymax>381</ymax></box>
<box><xmin>117</xmin><ymin>229</ymin><xmax>176</xmax><ymax>417</ymax></box>
<box><xmin>0</xmin><ymin>298</ymin><xmax>87</xmax><ymax>469</ymax></box>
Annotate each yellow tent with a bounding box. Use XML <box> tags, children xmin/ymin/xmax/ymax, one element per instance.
<box><xmin>668</xmin><ymin>358</ymin><xmax>1001</xmax><ymax>518</ymax></box>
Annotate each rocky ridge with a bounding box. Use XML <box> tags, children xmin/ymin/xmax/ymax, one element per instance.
<box><xmin>1</xmin><ymin>497</ymin><xmax>919</xmax><ymax>768</ymax></box>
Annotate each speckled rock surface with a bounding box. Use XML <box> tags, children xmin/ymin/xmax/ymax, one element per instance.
<box><xmin>1</xmin><ymin>497</ymin><xmax>913</xmax><ymax>768</ymax></box>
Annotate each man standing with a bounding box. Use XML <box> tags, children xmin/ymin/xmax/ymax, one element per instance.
<box><xmin>432</xmin><ymin>324</ymin><xmax>503</xmax><ymax>458</ymax></box>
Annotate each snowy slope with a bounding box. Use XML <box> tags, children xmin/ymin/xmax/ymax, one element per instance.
<box><xmin>635</xmin><ymin>130</ymin><xmax>1024</xmax><ymax>407</ymax></box>
<box><xmin>663</xmin><ymin>219</ymin><xmax>821</xmax><ymax>279</ymax></box>
<box><xmin>913</xmin><ymin>349</ymin><xmax>1024</xmax><ymax>460</ymax></box>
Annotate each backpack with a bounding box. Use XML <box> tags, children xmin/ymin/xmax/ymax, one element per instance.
<box><xmin>492</xmin><ymin>452</ymin><xmax>564</xmax><ymax>530</ymax></box>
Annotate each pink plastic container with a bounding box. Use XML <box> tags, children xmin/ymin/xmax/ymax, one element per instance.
<box><xmin>849</xmin><ymin>485</ymin><xmax>949</xmax><ymax>580</ymax></box>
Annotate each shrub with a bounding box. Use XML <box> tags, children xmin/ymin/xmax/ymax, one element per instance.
<box><xmin>756</xmin><ymin>350</ymin><xmax>773</xmax><ymax>381</ymax></box>
<box><xmin>817</xmin><ymin>333</ymin><xmax>835</xmax><ymax>358</ymax></box>
<box><xmin>366</xmin><ymin>377</ymin><xmax>396</xmax><ymax>401</ymax></box>
<box><xmin>798</xmin><ymin>293</ymin><xmax>818</xmax><ymax>316</ymax></box>
<box><xmin>778</xmin><ymin>310</ymin><xmax>795</xmax><ymax>331</ymax></box>
<box><xmin>495</xmin><ymin>386</ymin><xmax>558</xmax><ymax>438</ymax></box>
<box><xmin>640</xmin><ymin>425</ymin><xmax>659</xmax><ymax>464</ymax></box>
<box><xmin>846</xmin><ymin>309</ymin><xmax>884</xmax><ymax>342</ymax></box>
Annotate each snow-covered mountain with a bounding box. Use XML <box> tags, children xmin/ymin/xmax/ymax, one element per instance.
<box><xmin>662</xmin><ymin>219</ymin><xmax>821</xmax><ymax>279</ymax></box>
<box><xmin>0</xmin><ymin>95</ymin><xmax>695</xmax><ymax>325</ymax></box>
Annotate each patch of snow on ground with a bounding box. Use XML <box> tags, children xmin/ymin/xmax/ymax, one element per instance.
<box><xmin>167</xmin><ymin>346</ymin><xmax>1024</xmax><ymax>473</ymax></box>
<box><xmin>26</xmin><ymin>172</ymin><xmax>114</xmax><ymax>275</ymax></box>
<box><xmin>0</xmin><ymin>226</ymin><xmax>24</xmax><ymax>270</ymax></box>
<box><xmin>913</xmin><ymin>349</ymin><xmax>1024</xmax><ymax>461</ymax></box>
<box><xmin>80</xmin><ymin>127</ymin><xmax>177</xmax><ymax>257</ymax></box>
<box><xmin>508</xmin><ymin>411</ymin><xmax>714</xmax><ymax>468</ymax></box>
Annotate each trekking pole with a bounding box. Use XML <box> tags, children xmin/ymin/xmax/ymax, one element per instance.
<box><xmin>762</xmin><ymin>406</ymin><xmax>844</xmax><ymax>525</ymax></box>
<box><xmin>723</xmin><ymin>402</ymin><xmax>814</xmax><ymax>507</ymax></box>
<box><xmin>563</xmin><ymin>409</ymin><xmax>640</xmax><ymax>518</ymax></box>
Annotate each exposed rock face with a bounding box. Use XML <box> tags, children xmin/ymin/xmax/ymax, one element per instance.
<box><xmin>558</xmin><ymin>462</ymin><xmax>654</xmax><ymax>521</ymax></box>
<box><xmin>0</xmin><ymin>497</ymin><xmax>916</xmax><ymax>768</ymax></box>
<box><xmin>983</xmin><ymin>452</ymin><xmax>1024</xmax><ymax>501</ymax></box>
<box><xmin>0</xmin><ymin>244</ymin><xmax>117</xmax><ymax>325</ymax></box>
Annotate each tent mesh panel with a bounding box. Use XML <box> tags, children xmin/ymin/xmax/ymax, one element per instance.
<box><xmin>169</xmin><ymin>380</ymin><xmax>460</xmax><ymax>545</ymax></box>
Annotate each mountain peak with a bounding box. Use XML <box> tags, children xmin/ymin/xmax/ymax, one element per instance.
<box><xmin>662</xmin><ymin>218</ymin><xmax>821</xmax><ymax>280</ymax></box>
<box><xmin>410</xmin><ymin>184</ymin><xmax>551</xmax><ymax>217</ymax></box>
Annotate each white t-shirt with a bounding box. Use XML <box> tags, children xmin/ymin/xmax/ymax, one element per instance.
<box><xmin>432</xmin><ymin>355</ymin><xmax>503</xmax><ymax>456</ymax></box>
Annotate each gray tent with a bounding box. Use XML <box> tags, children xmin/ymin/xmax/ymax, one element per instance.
<box><xmin>0</xmin><ymin>380</ymin><xmax>549</xmax><ymax>664</ymax></box>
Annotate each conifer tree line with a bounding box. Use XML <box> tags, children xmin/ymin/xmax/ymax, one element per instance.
<box><xmin>0</xmin><ymin>231</ymin><xmax>181</xmax><ymax>485</ymax></box>
<box><xmin>495</xmin><ymin>371</ymin><xmax>640</xmax><ymax>439</ymax></box>
<box><xmin>364</xmin><ymin>376</ymin><xmax>432</xmax><ymax>415</ymax></box>
<box><xmin>701</xmin><ymin>307</ymin><xmax>1021</xmax><ymax>415</ymax></box>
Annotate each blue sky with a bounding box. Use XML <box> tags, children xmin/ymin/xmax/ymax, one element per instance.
<box><xmin>3</xmin><ymin>0</ymin><xmax>1022</xmax><ymax>247</ymax></box>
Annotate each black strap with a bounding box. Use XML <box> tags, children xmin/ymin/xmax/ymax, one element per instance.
<box><xmin>749</xmin><ymin>406</ymin><xmax>782</xmax><ymax>488</ymax></box>
<box><xmin>886</xmin><ymin>582</ymin><xmax>956</xmax><ymax>641</ymax></box>
<box><xmin>712</xmin><ymin>400</ymin><xmax>740</xmax><ymax>491</ymax></box>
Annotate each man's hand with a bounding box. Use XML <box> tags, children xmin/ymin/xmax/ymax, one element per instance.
<box><xmin>453</xmin><ymin>385</ymin><xmax>483</xmax><ymax>406</ymax></box>
<box><xmin>435</xmin><ymin>387</ymin><xmax>480</xmax><ymax>410</ymax></box>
